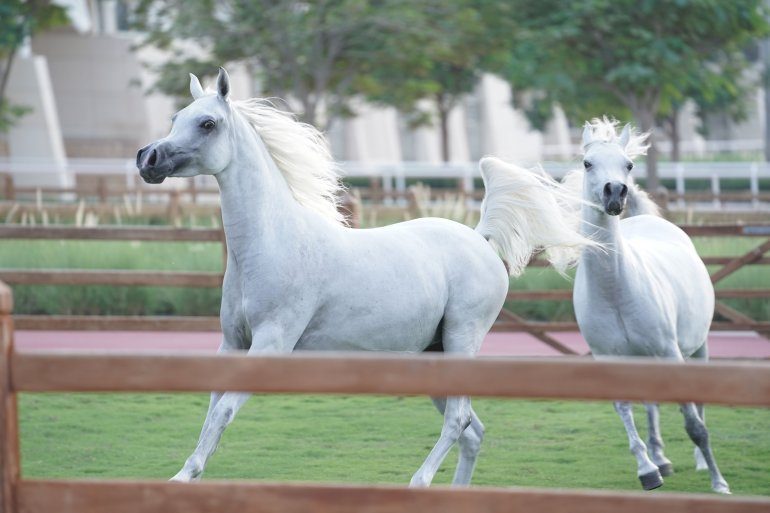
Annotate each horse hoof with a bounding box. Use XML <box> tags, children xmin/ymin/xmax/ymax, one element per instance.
<box><xmin>639</xmin><ymin>470</ymin><xmax>663</xmax><ymax>490</ymax></box>
<box><xmin>657</xmin><ymin>463</ymin><xmax>674</xmax><ymax>476</ymax></box>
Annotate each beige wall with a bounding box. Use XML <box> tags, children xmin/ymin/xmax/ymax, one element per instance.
<box><xmin>32</xmin><ymin>29</ymin><xmax>156</xmax><ymax>158</ymax></box>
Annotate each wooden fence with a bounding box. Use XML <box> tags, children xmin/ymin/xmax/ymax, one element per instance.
<box><xmin>0</xmin><ymin>173</ymin><xmax>361</xmax><ymax>228</ymax></box>
<box><xmin>1</xmin><ymin>281</ymin><xmax>770</xmax><ymax>512</ymax></box>
<box><xmin>2</xmin><ymin>223</ymin><xmax>769</xmax><ymax>352</ymax></box>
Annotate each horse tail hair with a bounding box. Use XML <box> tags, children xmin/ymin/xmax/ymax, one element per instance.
<box><xmin>475</xmin><ymin>156</ymin><xmax>599</xmax><ymax>277</ymax></box>
<box><xmin>625</xmin><ymin>180</ymin><xmax>660</xmax><ymax>217</ymax></box>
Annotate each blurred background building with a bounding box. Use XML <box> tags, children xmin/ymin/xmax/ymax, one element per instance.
<box><xmin>0</xmin><ymin>0</ymin><xmax>767</xmax><ymax>190</ymax></box>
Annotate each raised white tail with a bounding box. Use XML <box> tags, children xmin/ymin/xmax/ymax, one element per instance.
<box><xmin>476</xmin><ymin>156</ymin><xmax>597</xmax><ymax>276</ymax></box>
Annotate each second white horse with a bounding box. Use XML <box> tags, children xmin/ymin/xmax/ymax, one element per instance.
<box><xmin>569</xmin><ymin>118</ymin><xmax>729</xmax><ymax>493</ymax></box>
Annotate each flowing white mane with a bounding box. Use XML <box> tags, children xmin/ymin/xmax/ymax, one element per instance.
<box><xmin>582</xmin><ymin>116</ymin><xmax>650</xmax><ymax>159</ymax></box>
<box><xmin>232</xmin><ymin>98</ymin><xmax>345</xmax><ymax>224</ymax></box>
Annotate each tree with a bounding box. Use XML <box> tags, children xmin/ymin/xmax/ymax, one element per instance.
<box><xmin>134</xmin><ymin>1</ymin><xmax>512</xmax><ymax>161</ymax></box>
<box><xmin>360</xmin><ymin>1</ymin><xmax>514</xmax><ymax>162</ymax></box>
<box><xmin>502</xmin><ymin>0</ymin><xmax>769</xmax><ymax>191</ymax></box>
<box><xmin>0</xmin><ymin>0</ymin><xmax>67</xmax><ymax>132</ymax></box>
<box><xmin>133</xmin><ymin>0</ymin><xmax>425</xmax><ymax>130</ymax></box>
<box><xmin>658</xmin><ymin>58</ymin><xmax>754</xmax><ymax>161</ymax></box>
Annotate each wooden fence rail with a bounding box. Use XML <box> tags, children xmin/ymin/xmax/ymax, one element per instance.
<box><xmin>2</xmin><ymin>224</ymin><xmax>770</xmax><ymax>346</ymax></box>
<box><xmin>1</xmin><ymin>281</ymin><xmax>770</xmax><ymax>512</ymax></box>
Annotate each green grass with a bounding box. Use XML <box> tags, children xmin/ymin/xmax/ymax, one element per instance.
<box><xmin>19</xmin><ymin>393</ymin><xmax>770</xmax><ymax>495</ymax></box>
<box><xmin>2</xmin><ymin>234</ymin><xmax>770</xmax><ymax>320</ymax></box>
<box><xmin>1</xmin><ymin>240</ymin><xmax>222</xmax><ymax>316</ymax></box>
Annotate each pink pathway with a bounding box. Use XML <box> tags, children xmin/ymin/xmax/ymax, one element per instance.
<box><xmin>15</xmin><ymin>330</ymin><xmax>770</xmax><ymax>359</ymax></box>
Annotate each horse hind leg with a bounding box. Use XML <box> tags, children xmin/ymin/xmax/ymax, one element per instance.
<box><xmin>693</xmin><ymin>405</ymin><xmax>709</xmax><ymax>471</ymax></box>
<box><xmin>645</xmin><ymin>403</ymin><xmax>673</xmax><ymax>476</ymax></box>
<box><xmin>430</xmin><ymin>397</ymin><xmax>486</xmax><ymax>486</ymax></box>
<box><xmin>690</xmin><ymin>343</ymin><xmax>710</xmax><ymax>472</ymax></box>
<box><xmin>614</xmin><ymin>401</ymin><xmax>663</xmax><ymax>490</ymax></box>
<box><xmin>680</xmin><ymin>403</ymin><xmax>730</xmax><ymax>494</ymax></box>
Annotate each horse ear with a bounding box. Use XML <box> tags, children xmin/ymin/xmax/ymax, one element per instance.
<box><xmin>216</xmin><ymin>67</ymin><xmax>230</xmax><ymax>101</ymax></box>
<box><xmin>189</xmin><ymin>73</ymin><xmax>205</xmax><ymax>99</ymax></box>
<box><xmin>618</xmin><ymin>124</ymin><xmax>631</xmax><ymax>148</ymax></box>
<box><xmin>581</xmin><ymin>125</ymin><xmax>593</xmax><ymax>150</ymax></box>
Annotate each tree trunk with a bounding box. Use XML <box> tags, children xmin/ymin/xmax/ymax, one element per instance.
<box><xmin>761</xmin><ymin>37</ymin><xmax>770</xmax><ymax>161</ymax></box>
<box><xmin>437</xmin><ymin>102</ymin><xmax>450</xmax><ymax>163</ymax></box>
<box><xmin>634</xmin><ymin>108</ymin><xmax>660</xmax><ymax>194</ymax></box>
<box><xmin>670</xmin><ymin>108</ymin><xmax>681</xmax><ymax>162</ymax></box>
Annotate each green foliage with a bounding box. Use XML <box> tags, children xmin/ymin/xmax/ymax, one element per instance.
<box><xmin>358</xmin><ymin>1</ymin><xmax>514</xmax><ymax>159</ymax></box>
<box><xmin>0</xmin><ymin>0</ymin><xmax>68</xmax><ymax>132</ymax></box>
<box><xmin>19</xmin><ymin>393</ymin><xmax>770</xmax><ymax>494</ymax></box>
<box><xmin>0</xmin><ymin>99</ymin><xmax>30</xmax><ymax>133</ymax></box>
<box><xmin>132</xmin><ymin>1</ymin><xmax>516</xmax><ymax>159</ymax></box>
<box><xmin>134</xmin><ymin>0</ymin><xmax>429</xmax><ymax>128</ymax></box>
<box><xmin>501</xmin><ymin>0</ymin><xmax>769</xmax><ymax>150</ymax></box>
<box><xmin>504</xmin><ymin>1</ymin><xmax>768</xmax><ymax>122</ymax></box>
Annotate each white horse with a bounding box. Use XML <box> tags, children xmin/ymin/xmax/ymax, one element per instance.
<box><xmin>566</xmin><ymin>118</ymin><xmax>729</xmax><ymax>493</ymax></box>
<box><xmin>136</xmin><ymin>68</ymin><xmax>593</xmax><ymax>486</ymax></box>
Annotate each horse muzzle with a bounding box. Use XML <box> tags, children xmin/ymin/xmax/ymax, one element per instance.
<box><xmin>137</xmin><ymin>142</ymin><xmax>191</xmax><ymax>184</ymax></box>
<box><xmin>602</xmin><ymin>182</ymin><xmax>628</xmax><ymax>216</ymax></box>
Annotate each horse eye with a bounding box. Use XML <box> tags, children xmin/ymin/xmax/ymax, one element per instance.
<box><xmin>583</xmin><ymin>160</ymin><xmax>592</xmax><ymax>170</ymax></box>
<box><xmin>201</xmin><ymin>119</ymin><xmax>216</xmax><ymax>130</ymax></box>
<box><xmin>626</xmin><ymin>162</ymin><xmax>633</xmax><ymax>172</ymax></box>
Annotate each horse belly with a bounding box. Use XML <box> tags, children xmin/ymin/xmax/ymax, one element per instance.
<box><xmin>296</xmin><ymin>306</ymin><xmax>442</xmax><ymax>353</ymax></box>
<box><xmin>629</xmin><ymin>241</ymin><xmax>713</xmax><ymax>357</ymax></box>
<box><xmin>295</xmin><ymin>299</ymin><xmax>445</xmax><ymax>352</ymax></box>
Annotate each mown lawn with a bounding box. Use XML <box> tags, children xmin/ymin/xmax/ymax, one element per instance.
<box><xmin>19</xmin><ymin>393</ymin><xmax>770</xmax><ymax>495</ymax></box>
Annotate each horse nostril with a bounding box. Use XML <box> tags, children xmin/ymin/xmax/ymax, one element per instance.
<box><xmin>620</xmin><ymin>184</ymin><xmax>628</xmax><ymax>198</ymax></box>
<box><xmin>603</xmin><ymin>183</ymin><xmax>612</xmax><ymax>196</ymax></box>
<box><xmin>147</xmin><ymin>148</ymin><xmax>158</xmax><ymax>167</ymax></box>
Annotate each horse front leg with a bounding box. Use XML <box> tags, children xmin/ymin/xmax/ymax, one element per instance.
<box><xmin>614</xmin><ymin>401</ymin><xmax>663</xmax><ymax>490</ymax></box>
<box><xmin>170</xmin><ymin>324</ymin><xmax>287</xmax><ymax>482</ymax></box>
<box><xmin>645</xmin><ymin>402</ymin><xmax>673</xmax><ymax>476</ymax></box>
<box><xmin>170</xmin><ymin>335</ymin><xmax>246</xmax><ymax>482</ymax></box>
<box><xmin>680</xmin><ymin>402</ymin><xmax>730</xmax><ymax>494</ymax></box>
<box><xmin>171</xmin><ymin>391</ymin><xmax>251</xmax><ymax>482</ymax></box>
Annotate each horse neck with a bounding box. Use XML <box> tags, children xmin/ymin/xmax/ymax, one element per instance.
<box><xmin>215</xmin><ymin>117</ymin><xmax>305</xmax><ymax>261</ymax></box>
<box><xmin>580</xmin><ymin>202</ymin><xmax>628</xmax><ymax>282</ymax></box>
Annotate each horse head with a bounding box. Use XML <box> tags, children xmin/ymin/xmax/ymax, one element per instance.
<box><xmin>580</xmin><ymin>120</ymin><xmax>638</xmax><ymax>216</ymax></box>
<box><xmin>137</xmin><ymin>68</ymin><xmax>234</xmax><ymax>184</ymax></box>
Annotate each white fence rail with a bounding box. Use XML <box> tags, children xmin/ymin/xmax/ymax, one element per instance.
<box><xmin>2</xmin><ymin>158</ymin><xmax>769</xmax><ymax>208</ymax></box>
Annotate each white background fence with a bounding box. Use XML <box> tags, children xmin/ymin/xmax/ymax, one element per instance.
<box><xmin>2</xmin><ymin>158</ymin><xmax>769</xmax><ymax>209</ymax></box>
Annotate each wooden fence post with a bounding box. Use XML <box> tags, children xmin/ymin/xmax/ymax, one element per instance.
<box><xmin>97</xmin><ymin>177</ymin><xmax>108</xmax><ymax>204</ymax></box>
<box><xmin>2</xmin><ymin>176</ymin><xmax>13</xmax><ymax>202</ymax></box>
<box><xmin>0</xmin><ymin>280</ymin><xmax>19</xmax><ymax>513</ymax></box>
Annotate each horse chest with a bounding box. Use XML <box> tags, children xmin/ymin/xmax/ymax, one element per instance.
<box><xmin>220</xmin><ymin>253</ymin><xmax>317</xmax><ymax>341</ymax></box>
<box><xmin>575</xmin><ymin>267</ymin><xmax>677</xmax><ymax>357</ymax></box>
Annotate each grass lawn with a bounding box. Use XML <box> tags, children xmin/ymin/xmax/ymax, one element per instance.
<box><xmin>19</xmin><ymin>393</ymin><xmax>770</xmax><ymax>495</ymax></box>
<box><xmin>2</xmin><ymin>234</ymin><xmax>770</xmax><ymax>320</ymax></box>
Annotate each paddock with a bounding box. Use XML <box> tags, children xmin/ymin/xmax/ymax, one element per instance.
<box><xmin>1</xmin><ymin>222</ymin><xmax>769</xmax><ymax>355</ymax></box>
<box><xmin>2</xmin><ymin>280</ymin><xmax>770</xmax><ymax>512</ymax></box>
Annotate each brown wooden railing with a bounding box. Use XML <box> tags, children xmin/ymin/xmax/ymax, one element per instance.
<box><xmin>1</xmin><ymin>280</ymin><xmax>769</xmax><ymax>512</ymax></box>
<box><xmin>1</xmin><ymin>224</ymin><xmax>769</xmax><ymax>350</ymax></box>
